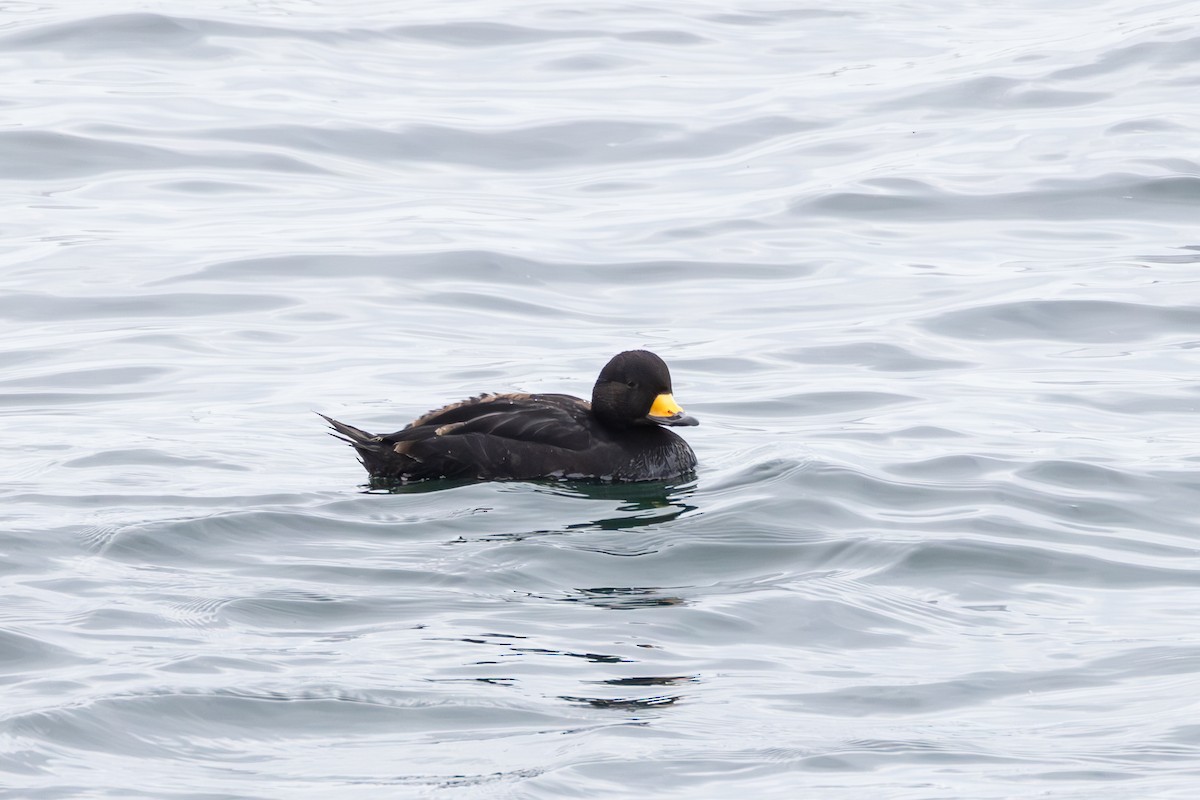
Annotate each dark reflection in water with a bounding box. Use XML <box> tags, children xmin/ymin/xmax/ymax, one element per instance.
<box><xmin>534</xmin><ymin>478</ymin><xmax>695</xmax><ymax>504</ymax></box>
<box><xmin>372</xmin><ymin>476</ymin><xmax>697</xmax><ymax>519</ymax></box>
<box><xmin>425</xmin><ymin>677</ymin><xmax>518</xmax><ymax>686</ymax></box>
<box><xmin>559</xmin><ymin>693</ymin><xmax>681</xmax><ymax>710</ymax></box>
<box><xmin>568</xmin><ymin>675</ymin><xmax>694</xmax><ymax>711</ymax></box>
<box><xmin>541</xmin><ymin>586</ymin><xmax>688</xmax><ymax>610</ymax></box>
<box><xmin>439</xmin><ymin>633</ymin><xmax>634</xmax><ymax>664</ymax></box>
<box><xmin>509</xmin><ymin>647</ymin><xmax>632</xmax><ymax>663</ymax></box>
<box><xmin>388</xmin><ymin>478</ymin><xmax>702</xmax><ymax>544</ymax></box>
<box><xmin>538</xmin><ymin>479</ymin><xmax>700</xmax><ymax>532</ymax></box>
<box><xmin>365</xmin><ymin>477</ymin><xmax>480</xmax><ymax>493</ymax></box>
<box><xmin>590</xmin><ymin>676</ymin><xmax>698</xmax><ymax>687</ymax></box>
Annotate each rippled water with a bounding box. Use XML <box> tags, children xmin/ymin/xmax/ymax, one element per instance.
<box><xmin>4</xmin><ymin>1</ymin><xmax>1200</xmax><ymax>797</ymax></box>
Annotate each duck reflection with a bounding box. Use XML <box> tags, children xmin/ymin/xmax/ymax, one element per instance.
<box><xmin>367</xmin><ymin>477</ymin><xmax>697</xmax><ymax>534</ymax></box>
<box><xmin>364</xmin><ymin>477</ymin><xmax>479</xmax><ymax>493</ymax></box>
<box><xmin>561</xmin><ymin>675</ymin><xmax>698</xmax><ymax>710</ymax></box>
<box><xmin>547</xmin><ymin>586</ymin><xmax>688</xmax><ymax>610</ymax></box>
<box><xmin>416</xmin><ymin>479</ymin><xmax>700</xmax><ymax>545</ymax></box>
<box><xmin>532</xmin><ymin>479</ymin><xmax>699</xmax><ymax>532</ymax></box>
<box><xmin>560</xmin><ymin>694</ymin><xmax>680</xmax><ymax>710</ymax></box>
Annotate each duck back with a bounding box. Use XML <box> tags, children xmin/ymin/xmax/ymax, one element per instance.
<box><xmin>322</xmin><ymin>392</ymin><xmax>695</xmax><ymax>484</ymax></box>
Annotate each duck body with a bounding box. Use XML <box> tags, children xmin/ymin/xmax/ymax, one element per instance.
<box><xmin>323</xmin><ymin>350</ymin><xmax>698</xmax><ymax>485</ymax></box>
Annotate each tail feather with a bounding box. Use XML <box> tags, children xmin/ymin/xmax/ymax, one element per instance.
<box><xmin>317</xmin><ymin>413</ymin><xmax>378</xmax><ymax>446</ymax></box>
<box><xmin>319</xmin><ymin>412</ymin><xmax>420</xmax><ymax>482</ymax></box>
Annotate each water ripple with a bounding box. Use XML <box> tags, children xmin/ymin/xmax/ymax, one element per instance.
<box><xmin>3</xmin><ymin>1</ymin><xmax>1200</xmax><ymax>797</ymax></box>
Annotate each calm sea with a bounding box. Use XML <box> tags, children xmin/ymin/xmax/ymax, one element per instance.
<box><xmin>3</xmin><ymin>1</ymin><xmax>1200</xmax><ymax>797</ymax></box>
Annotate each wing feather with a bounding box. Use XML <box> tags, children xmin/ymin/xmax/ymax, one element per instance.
<box><xmin>382</xmin><ymin>393</ymin><xmax>592</xmax><ymax>452</ymax></box>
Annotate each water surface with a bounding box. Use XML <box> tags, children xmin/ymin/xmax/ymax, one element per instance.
<box><xmin>3</xmin><ymin>1</ymin><xmax>1200</xmax><ymax>797</ymax></box>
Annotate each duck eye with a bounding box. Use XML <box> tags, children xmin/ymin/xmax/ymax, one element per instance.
<box><xmin>626</xmin><ymin>381</ymin><xmax>638</xmax><ymax>389</ymax></box>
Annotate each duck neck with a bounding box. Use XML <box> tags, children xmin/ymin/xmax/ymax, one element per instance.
<box><xmin>591</xmin><ymin>381</ymin><xmax>637</xmax><ymax>430</ymax></box>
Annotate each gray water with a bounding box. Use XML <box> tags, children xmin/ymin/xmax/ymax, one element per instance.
<box><xmin>3</xmin><ymin>1</ymin><xmax>1200</xmax><ymax>797</ymax></box>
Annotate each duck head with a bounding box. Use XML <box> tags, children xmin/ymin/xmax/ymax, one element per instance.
<box><xmin>592</xmin><ymin>350</ymin><xmax>699</xmax><ymax>429</ymax></box>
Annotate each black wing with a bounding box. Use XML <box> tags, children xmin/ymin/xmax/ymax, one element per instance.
<box><xmin>384</xmin><ymin>393</ymin><xmax>593</xmax><ymax>452</ymax></box>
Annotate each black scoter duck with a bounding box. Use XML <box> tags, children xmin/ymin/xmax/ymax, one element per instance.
<box><xmin>322</xmin><ymin>350</ymin><xmax>698</xmax><ymax>484</ymax></box>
